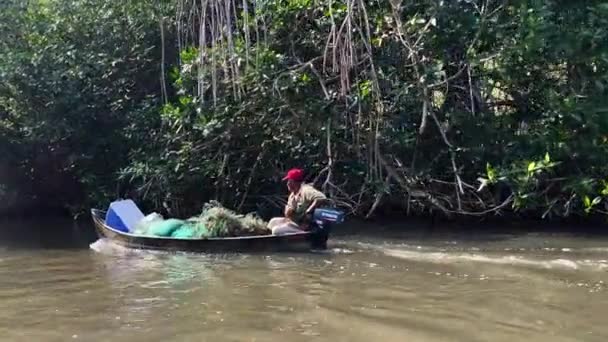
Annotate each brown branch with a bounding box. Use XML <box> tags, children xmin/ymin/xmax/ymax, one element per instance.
<box><xmin>419</xmin><ymin>91</ymin><xmax>430</xmax><ymax>134</ymax></box>
<box><xmin>428</xmin><ymin>109</ymin><xmax>464</xmax><ymax>203</ymax></box>
<box><xmin>237</xmin><ymin>150</ymin><xmax>264</xmax><ymax>211</ymax></box>
<box><xmin>365</xmin><ymin>174</ymin><xmax>391</xmax><ymax>219</ymax></box>
<box><xmin>443</xmin><ymin>195</ymin><xmax>514</xmax><ymax>217</ymax></box>
<box><xmin>468</xmin><ymin>65</ymin><xmax>476</xmax><ymax>116</ymax></box>
<box><xmin>159</xmin><ymin>16</ymin><xmax>168</xmax><ymax>105</ymax></box>
<box><xmin>428</xmin><ymin>65</ymin><xmax>468</xmax><ymax>89</ymax></box>
<box><xmin>378</xmin><ymin>153</ymin><xmax>452</xmax><ymax>216</ymax></box>
<box><xmin>308</xmin><ymin>62</ymin><xmax>331</xmax><ymax>100</ymax></box>
<box><xmin>272</xmin><ymin>56</ymin><xmax>323</xmax><ymax>97</ymax></box>
<box><xmin>197</xmin><ymin>0</ymin><xmax>208</xmax><ymax>103</ymax></box>
<box><xmin>323</xmin><ymin>0</ymin><xmax>338</xmax><ymax>74</ymax></box>
<box><xmin>323</xmin><ymin>117</ymin><xmax>335</xmax><ymax>197</ymax></box>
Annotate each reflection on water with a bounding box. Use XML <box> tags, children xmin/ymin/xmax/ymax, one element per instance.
<box><xmin>1</xmin><ymin>219</ymin><xmax>608</xmax><ymax>341</ymax></box>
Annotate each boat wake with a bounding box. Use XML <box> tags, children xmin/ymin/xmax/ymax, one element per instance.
<box><xmin>89</xmin><ymin>238</ymin><xmax>156</xmax><ymax>256</ymax></box>
<box><xmin>346</xmin><ymin>239</ymin><xmax>608</xmax><ymax>272</ymax></box>
<box><xmin>382</xmin><ymin>248</ymin><xmax>593</xmax><ymax>270</ymax></box>
<box><xmin>350</xmin><ymin>242</ymin><xmax>607</xmax><ymax>272</ymax></box>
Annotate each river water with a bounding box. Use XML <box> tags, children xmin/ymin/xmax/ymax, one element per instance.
<box><xmin>1</xmin><ymin>218</ymin><xmax>608</xmax><ymax>341</ymax></box>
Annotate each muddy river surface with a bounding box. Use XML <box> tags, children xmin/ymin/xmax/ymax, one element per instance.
<box><xmin>1</xmin><ymin>218</ymin><xmax>607</xmax><ymax>341</ymax></box>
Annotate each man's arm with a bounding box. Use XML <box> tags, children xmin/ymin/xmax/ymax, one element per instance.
<box><xmin>304</xmin><ymin>188</ymin><xmax>328</xmax><ymax>215</ymax></box>
<box><xmin>305</xmin><ymin>198</ymin><xmax>327</xmax><ymax>215</ymax></box>
<box><xmin>285</xmin><ymin>195</ymin><xmax>297</xmax><ymax>219</ymax></box>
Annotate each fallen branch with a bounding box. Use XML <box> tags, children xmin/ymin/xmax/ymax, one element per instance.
<box><xmin>365</xmin><ymin>174</ymin><xmax>391</xmax><ymax>219</ymax></box>
<box><xmin>443</xmin><ymin>195</ymin><xmax>514</xmax><ymax>217</ymax></box>
<box><xmin>378</xmin><ymin>153</ymin><xmax>452</xmax><ymax>217</ymax></box>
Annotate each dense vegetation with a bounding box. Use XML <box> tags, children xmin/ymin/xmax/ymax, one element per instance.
<box><xmin>1</xmin><ymin>0</ymin><xmax>607</xmax><ymax>222</ymax></box>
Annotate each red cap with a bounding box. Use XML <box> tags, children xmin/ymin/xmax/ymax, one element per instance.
<box><xmin>282</xmin><ymin>168</ymin><xmax>304</xmax><ymax>182</ymax></box>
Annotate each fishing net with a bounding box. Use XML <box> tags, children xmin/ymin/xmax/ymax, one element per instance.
<box><xmin>187</xmin><ymin>201</ymin><xmax>270</xmax><ymax>237</ymax></box>
<box><xmin>134</xmin><ymin>201</ymin><xmax>270</xmax><ymax>238</ymax></box>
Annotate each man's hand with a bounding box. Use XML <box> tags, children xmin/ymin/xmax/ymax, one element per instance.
<box><xmin>305</xmin><ymin>199</ymin><xmax>321</xmax><ymax>215</ymax></box>
<box><xmin>285</xmin><ymin>205</ymin><xmax>295</xmax><ymax>219</ymax></box>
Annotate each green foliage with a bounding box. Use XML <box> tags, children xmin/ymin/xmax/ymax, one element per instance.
<box><xmin>2</xmin><ymin>0</ymin><xmax>608</xmax><ymax>221</ymax></box>
<box><xmin>0</xmin><ymin>0</ymin><xmax>172</xmax><ymax>214</ymax></box>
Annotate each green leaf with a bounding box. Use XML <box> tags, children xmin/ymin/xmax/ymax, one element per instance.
<box><xmin>527</xmin><ymin>161</ymin><xmax>536</xmax><ymax>173</ymax></box>
<box><xmin>358</xmin><ymin>80</ymin><xmax>372</xmax><ymax>99</ymax></box>
<box><xmin>486</xmin><ymin>163</ymin><xmax>496</xmax><ymax>183</ymax></box>
<box><xmin>601</xmin><ymin>181</ymin><xmax>608</xmax><ymax>196</ymax></box>
<box><xmin>544</xmin><ymin>152</ymin><xmax>550</xmax><ymax>164</ymax></box>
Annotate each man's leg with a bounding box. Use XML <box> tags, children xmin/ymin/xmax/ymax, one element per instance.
<box><xmin>267</xmin><ymin>217</ymin><xmax>302</xmax><ymax>235</ymax></box>
<box><xmin>267</xmin><ymin>217</ymin><xmax>288</xmax><ymax>230</ymax></box>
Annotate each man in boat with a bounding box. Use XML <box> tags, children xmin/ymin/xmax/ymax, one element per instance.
<box><xmin>268</xmin><ymin>168</ymin><xmax>328</xmax><ymax>235</ymax></box>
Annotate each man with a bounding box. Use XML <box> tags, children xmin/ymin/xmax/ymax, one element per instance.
<box><xmin>268</xmin><ymin>168</ymin><xmax>327</xmax><ymax>235</ymax></box>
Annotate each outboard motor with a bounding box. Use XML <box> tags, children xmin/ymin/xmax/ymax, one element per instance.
<box><xmin>309</xmin><ymin>208</ymin><xmax>345</xmax><ymax>249</ymax></box>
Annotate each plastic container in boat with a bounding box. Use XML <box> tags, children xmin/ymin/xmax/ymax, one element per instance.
<box><xmin>105</xmin><ymin>199</ymin><xmax>145</xmax><ymax>233</ymax></box>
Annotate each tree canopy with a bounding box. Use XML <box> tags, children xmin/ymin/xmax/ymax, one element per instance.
<box><xmin>1</xmin><ymin>0</ymin><xmax>607</xmax><ymax>221</ymax></box>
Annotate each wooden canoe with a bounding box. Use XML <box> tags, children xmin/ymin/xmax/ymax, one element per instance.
<box><xmin>90</xmin><ymin>209</ymin><xmax>329</xmax><ymax>253</ymax></box>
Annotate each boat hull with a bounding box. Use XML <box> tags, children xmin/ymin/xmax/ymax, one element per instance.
<box><xmin>91</xmin><ymin>209</ymin><xmax>324</xmax><ymax>253</ymax></box>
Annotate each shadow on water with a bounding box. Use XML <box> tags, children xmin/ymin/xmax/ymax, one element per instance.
<box><xmin>1</xmin><ymin>212</ymin><xmax>607</xmax><ymax>252</ymax></box>
<box><xmin>0</xmin><ymin>216</ymin><xmax>98</xmax><ymax>250</ymax></box>
<box><xmin>334</xmin><ymin>216</ymin><xmax>608</xmax><ymax>243</ymax></box>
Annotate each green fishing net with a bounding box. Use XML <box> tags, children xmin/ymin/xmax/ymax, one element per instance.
<box><xmin>135</xmin><ymin>201</ymin><xmax>270</xmax><ymax>238</ymax></box>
